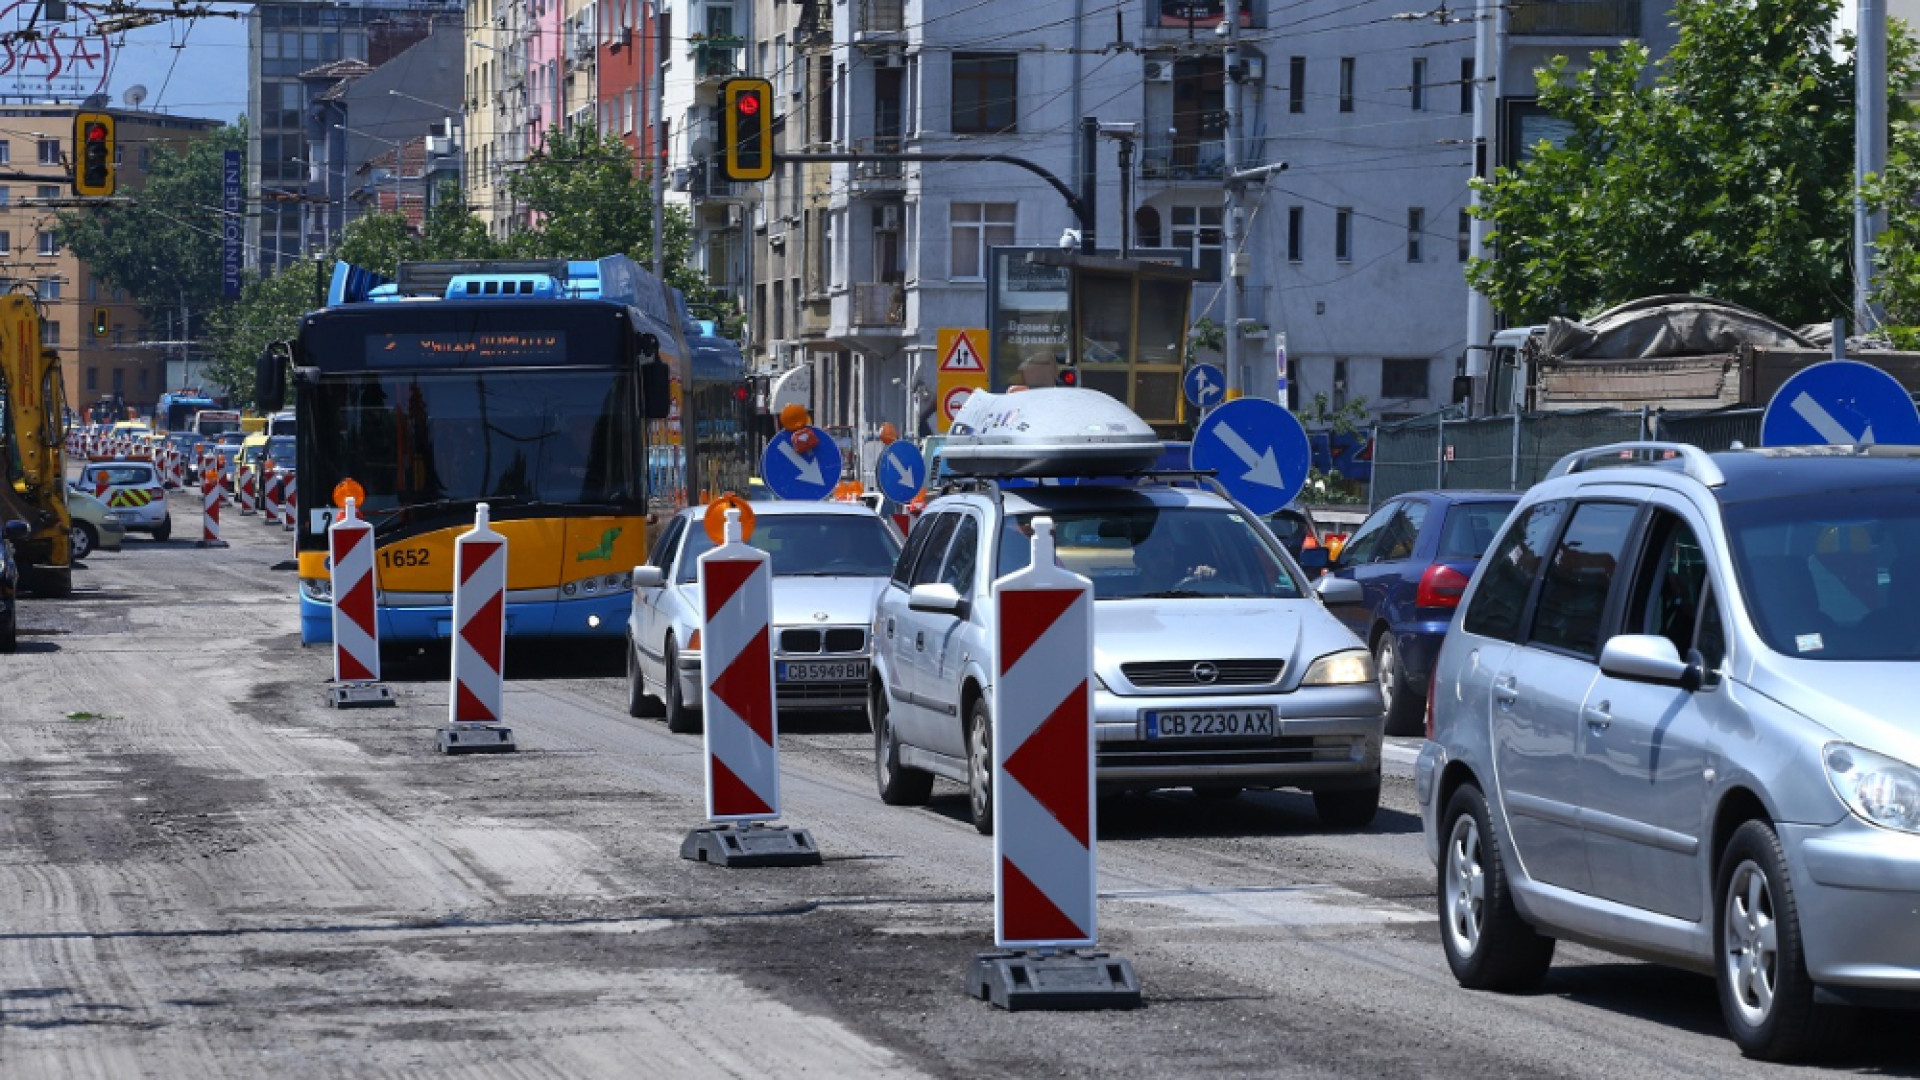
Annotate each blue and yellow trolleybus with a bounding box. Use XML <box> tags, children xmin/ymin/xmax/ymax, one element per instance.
<box><xmin>259</xmin><ymin>256</ymin><xmax>749</xmax><ymax>647</ymax></box>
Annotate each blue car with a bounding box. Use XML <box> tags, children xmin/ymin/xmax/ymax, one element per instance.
<box><xmin>1327</xmin><ymin>490</ymin><xmax>1518</xmax><ymax>734</ymax></box>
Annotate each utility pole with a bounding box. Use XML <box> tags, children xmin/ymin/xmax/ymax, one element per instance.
<box><xmin>1856</xmin><ymin>0</ymin><xmax>1887</xmax><ymax>335</ymax></box>
<box><xmin>652</xmin><ymin>1</ymin><xmax>668</xmax><ymax>279</ymax></box>
<box><xmin>1464</xmin><ymin>0</ymin><xmax>1504</xmax><ymax>384</ymax></box>
<box><xmin>1222</xmin><ymin>0</ymin><xmax>1242</xmax><ymax>396</ymax></box>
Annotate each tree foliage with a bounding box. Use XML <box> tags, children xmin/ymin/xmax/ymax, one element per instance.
<box><xmin>202</xmin><ymin>258</ymin><xmax>327</xmax><ymax>407</ymax></box>
<box><xmin>1467</xmin><ymin>0</ymin><xmax>1909</xmax><ymax>327</ymax></box>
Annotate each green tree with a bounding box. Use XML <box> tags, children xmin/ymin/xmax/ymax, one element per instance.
<box><xmin>1468</xmin><ymin>0</ymin><xmax>1906</xmax><ymax>327</ymax></box>
<box><xmin>55</xmin><ymin>124</ymin><xmax>246</xmax><ymax>338</ymax></box>
<box><xmin>201</xmin><ymin>259</ymin><xmax>328</xmax><ymax>407</ymax></box>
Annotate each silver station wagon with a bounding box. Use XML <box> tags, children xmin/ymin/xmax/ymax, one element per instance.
<box><xmin>1419</xmin><ymin>442</ymin><xmax>1920</xmax><ymax>1061</ymax></box>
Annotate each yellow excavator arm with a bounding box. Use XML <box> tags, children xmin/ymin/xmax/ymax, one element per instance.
<box><xmin>0</xmin><ymin>293</ymin><xmax>71</xmax><ymax>596</ymax></box>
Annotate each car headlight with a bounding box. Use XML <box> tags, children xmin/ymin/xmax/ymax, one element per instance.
<box><xmin>1301</xmin><ymin>649</ymin><xmax>1375</xmax><ymax>686</ymax></box>
<box><xmin>299</xmin><ymin>577</ymin><xmax>333</xmax><ymax>603</ymax></box>
<box><xmin>1826</xmin><ymin>743</ymin><xmax>1920</xmax><ymax>833</ymax></box>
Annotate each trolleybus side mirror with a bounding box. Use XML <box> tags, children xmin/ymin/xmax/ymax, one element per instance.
<box><xmin>641</xmin><ymin>357</ymin><xmax>672</xmax><ymax>420</ymax></box>
<box><xmin>255</xmin><ymin>348</ymin><xmax>287</xmax><ymax>413</ymax></box>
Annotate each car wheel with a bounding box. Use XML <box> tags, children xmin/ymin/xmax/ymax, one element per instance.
<box><xmin>1715</xmin><ymin>819</ymin><xmax>1845</xmax><ymax>1061</ymax></box>
<box><xmin>68</xmin><ymin>522</ymin><xmax>97</xmax><ymax>561</ymax></box>
<box><xmin>1313</xmin><ymin>774</ymin><xmax>1381</xmax><ymax>829</ymax></box>
<box><xmin>966</xmin><ymin>697</ymin><xmax>994</xmax><ymax>835</ymax></box>
<box><xmin>151</xmin><ymin>515</ymin><xmax>172</xmax><ymax>542</ymax></box>
<box><xmin>874</xmin><ymin>684</ymin><xmax>934</xmax><ymax>806</ymax></box>
<box><xmin>1439</xmin><ymin>783</ymin><xmax>1555</xmax><ymax>991</ymax></box>
<box><xmin>663</xmin><ymin>637</ymin><xmax>700</xmax><ymax>734</ymax></box>
<box><xmin>626</xmin><ymin>639</ymin><xmax>664</xmax><ymax>718</ymax></box>
<box><xmin>1377</xmin><ymin>634</ymin><xmax>1423</xmax><ymax>737</ymax></box>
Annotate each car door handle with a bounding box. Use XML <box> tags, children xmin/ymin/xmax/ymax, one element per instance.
<box><xmin>915</xmin><ymin>631</ymin><xmax>925</xmax><ymax>652</ymax></box>
<box><xmin>1583</xmin><ymin>702</ymin><xmax>1612</xmax><ymax>730</ymax></box>
<box><xmin>1492</xmin><ymin>676</ymin><xmax>1517</xmax><ymax>707</ymax></box>
<box><xmin>885</xmin><ymin>617</ymin><xmax>895</xmax><ymax>639</ymax></box>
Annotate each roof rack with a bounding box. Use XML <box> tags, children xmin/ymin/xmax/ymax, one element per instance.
<box><xmin>1546</xmin><ymin>441</ymin><xmax>1725</xmax><ymax>487</ymax></box>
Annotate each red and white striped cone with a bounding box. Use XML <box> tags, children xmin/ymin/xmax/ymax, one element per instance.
<box><xmin>263</xmin><ymin>468</ymin><xmax>284</xmax><ymax>526</ymax></box>
<box><xmin>282</xmin><ymin>471</ymin><xmax>297</xmax><ymax>532</ymax></box>
<box><xmin>325</xmin><ymin>498</ymin><xmax>394</xmax><ymax>708</ymax></box>
<box><xmin>238</xmin><ymin>467</ymin><xmax>257</xmax><ymax>515</ymax></box>
<box><xmin>197</xmin><ymin>464</ymin><xmax>227</xmax><ymax>548</ymax></box>
<box><xmin>439</xmin><ymin>503</ymin><xmax>513</xmax><ymax>753</ymax></box>
<box><xmin>968</xmin><ymin>516</ymin><xmax>1138</xmax><ymax>1009</ymax></box>
<box><xmin>680</xmin><ymin>506</ymin><xmax>820</xmax><ymax>867</ymax></box>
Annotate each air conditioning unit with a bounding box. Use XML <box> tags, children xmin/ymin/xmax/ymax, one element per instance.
<box><xmin>878</xmin><ymin>204</ymin><xmax>901</xmax><ymax>231</ymax></box>
<box><xmin>1144</xmin><ymin>60</ymin><xmax>1174</xmax><ymax>83</ymax></box>
<box><xmin>671</xmin><ymin>166</ymin><xmax>691</xmax><ymax>192</ymax></box>
<box><xmin>1241</xmin><ymin>56</ymin><xmax>1265</xmax><ymax>83</ymax></box>
<box><xmin>574</xmin><ymin>35</ymin><xmax>595</xmax><ymax>61</ymax></box>
<box><xmin>528</xmin><ymin>104</ymin><xmax>543</xmax><ymax>123</ymax></box>
<box><xmin>727</xmin><ymin>204</ymin><xmax>744</xmax><ymax>226</ymax></box>
<box><xmin>877</xmin><ymin>46</ymin><xmax>905</xmax><ymax>69</ymax></box>
<box><xmin>425</xmin><ymin>135</ymin><xmax>453</xmax><ymax>156</ymax></box>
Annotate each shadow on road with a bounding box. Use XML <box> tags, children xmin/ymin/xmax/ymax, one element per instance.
<box><xmin>7</xmin><ymin>638</ymin><xmax>61</xmax><ymax>654</ymax></box>
<box><xmin>378</xmin><ymin>639</ymin><xmax>628</xmax><ymax>683</ymax></box>
<box><xmin>905</xmin><ymin>786</ymin><xmax>1420</xmax><ymax>841</ymax></box>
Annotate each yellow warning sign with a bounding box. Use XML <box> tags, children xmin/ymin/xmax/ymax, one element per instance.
<box><xmin>935</xmin><ymin>328</ymin><xmax>990</xmax><ymax>434</ymax></box>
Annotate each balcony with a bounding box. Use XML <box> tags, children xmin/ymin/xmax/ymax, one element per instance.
<box><xmin>1140</xmin><ymin>133</ymin><xmax>1224</xmax><ymax>183</ymax></box>
<box><xmin>855</xmin><ymin>0</ymin><xmax>904</xmax><ymax>39</ymax></box>
<box><xmin>1508</xmin><ymin>0</ymin><xmax>1640</xmax><ymax>37</ymax></box>
<box><xmin>690</xmin><ymin>34</ymin><xmax>745</xmax><ymax>83</ymax></box>
<box><xmin>851</xmin><ymin>282</ymin><xmax>905</xmax><ymax>328</ymax></box>
<box><xmin>849</xmin><ymin>136</ymin><xmax>906</xmax><ymax>191</ymax></box>
<box><xmin>689</xmin><ymin>158</ymin><xmax>746</xmax><ymax>202</ymax></box>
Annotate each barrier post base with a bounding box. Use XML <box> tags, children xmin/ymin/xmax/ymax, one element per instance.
<box><xmin>195</xmin><ymin>539</ymin><xmax>229</xmax><ymax>549</ymax></box>
<box><xmin>680</xmin><ymin>822</ymin><xmax>822</xmax><ymax>868</ymax></box>
<box><xmin>328</xmin><ymin>683</ymin><xmax>396</xmax><ymax>709</ymax></box>
<box><xmin>436</xmin><ymin>724</ymin><xmax>516</xmax><ymax>754</ymax></box>
<box><xmin>968</xmin><ymin>950</ymin><xmax>1142</xmax><ymax>1012</ymax></box>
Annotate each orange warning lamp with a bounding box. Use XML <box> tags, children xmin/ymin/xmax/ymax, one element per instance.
<box><xmin>332</xmin><ymin>477</ymin><xmax>366</xmax><ymax>509</ymax></box>
<box><xmin>703</xmin><ymin>491</ymin><xmax>756</xmax><ymax>543</ymax></box>
<box><xmin>793</xmin><ymin>426</ymin><xmax>820</xmax><ymax>454</ymax></box>
<box><xmin>878</xmin><ymin>422</ymin><xmax>898</xmax><ymax>445</ymax></box>
<box><xmin>779</xmin><ymin>403</ymin><xmax>811</xmax><ymax>431</ymax></box>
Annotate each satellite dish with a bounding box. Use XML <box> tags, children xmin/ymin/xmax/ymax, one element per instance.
<box><xmin>122</xmin><ymin>85</ymin><xmax>147</xmax><ymax>109</ymax></box>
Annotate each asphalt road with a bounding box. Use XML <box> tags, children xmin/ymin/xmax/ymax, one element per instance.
<box><xmin>4</xmin><ymin>488</ymin><xmax>1919</xmax><ymax>1078</ymax></box>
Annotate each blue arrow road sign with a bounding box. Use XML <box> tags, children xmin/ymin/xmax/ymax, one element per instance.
<box><xmin>875</xmin><ymin>441</ymin><xmax>926</xmax><ymax>505</ymax></box>
<box><xmin>1191</xmin><ymin>398</ymin><xmax>1310</xmax><ymax>516</ymax></box>
<box><xmin>1184</xmin><ymin>363</ymin><xmax>1226</xmax><ymax>410</ymax></box>
<box><xmin>761</xmin><ymin>426</ymin><xmax>842</xmax><ymax>500</ymax></box>
<box><xmin>1761</xmin><ymin>360</ymin><xmax>1920</xmax><ymax>447</ymax></box>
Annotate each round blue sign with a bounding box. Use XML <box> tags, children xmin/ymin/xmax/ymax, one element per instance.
<box><xmin>1760</xmin><ymin>360</ymin><xmax>1920</xmax><ymax>447</ymax></box>
<box><xmin>760</xmin><ymin>426</ymin><xmax>842</xmax><ymax>500</ymax></box>
<box><xmin>875</xmin><ymin>441</ymin><xmax>927</xmax><ymax>505</ymax></box>
<box><xmin>1191</xmin><ymin>398</ymin><xmax>1310</xmax><ymax>516</ymax></box>
<box><xmin>1184</xmin><ymin>363</ymin><xmax>1226</xmax><ymax>410</ymax></box>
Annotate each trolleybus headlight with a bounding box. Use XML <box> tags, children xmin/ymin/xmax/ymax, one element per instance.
<box><xmin>561</xmin><ymin>581</ymin><xmax>579</xmax><ymax>597</ymax></box>
<box><xmin>605</xmin><ymin>573</ymin><xmax>624</xmax><ymax>590</ymax></box>
<box><xmin>300</xmin><ymin>577</ymin><xmax>333</xmax><ymax>602</ymax></box>
<box><xmin>583</xmin><ymin>577</ymin><xmax>600</xmax><ymax>594</ymax></box>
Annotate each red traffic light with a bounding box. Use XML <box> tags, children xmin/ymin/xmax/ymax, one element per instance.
<box><xmin>737</xmin><ymin>93</ymin><xmax>760</xmax><ymax>115</ymax></box>
<box><xmin>85</xmin><ymin>122</ymin><xmax>107</xmax><ymax>143</ymax></box>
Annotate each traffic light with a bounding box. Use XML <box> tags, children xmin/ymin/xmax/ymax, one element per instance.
<box><xmin>91</xmin><ymin>307</ymin><xmax>109</xmax><ymax>337</ymax></box>
<box><xmin>1056</xmin><ymin>364</ymin><xmax>1080</xmax><ymax>387</ymax></box>
<box><xmin>721</xmin><ymin>78</ymin><xmax>774</xmax><ymax>182</ymax></box>
<box><xmin>72</xmin><ymin>112</ymin><xmax>114</xmax><ymax>197</ymax></box>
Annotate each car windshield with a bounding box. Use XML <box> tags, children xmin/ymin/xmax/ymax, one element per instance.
<box><xmin>1726</xmin><ymin>487</ymin><xmax>1920</xmax><ymax>661</ymax></box>
<box><xmin>84</xmin><ymin>465</ymin><xmax>154</xmax><ymax>486</ymax></box>
<box><xmin>678</xmin><ymin>513</ymin><xmax>902</xmax><ymax>582</ymax></box>
<box><xmin>1437</xmin><ymin>501</ymin><xmax>1518</xmax><ymax>559</ymax></box>
<box><xmin>265</xmin><ymin>436</ymin><xmax>296</xmax><ymax>462</ymax></box>
<box><xmin>997</xmin><ymin>505</ymin><xmax>1302</xmax><ymax>599</ymax></box>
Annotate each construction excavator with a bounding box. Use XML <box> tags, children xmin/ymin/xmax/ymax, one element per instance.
<box><xmin>0</xmin><ymin>293</ymin><xmax>71</xmax><ymax>598</ymax></box>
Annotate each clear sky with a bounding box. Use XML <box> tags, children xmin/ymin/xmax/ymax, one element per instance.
<box><xmin>104</xmin><ymin>16</ymin><xmax>251</xmax><ymax>125</ymax></box>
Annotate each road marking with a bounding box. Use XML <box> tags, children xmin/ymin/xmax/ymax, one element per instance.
<box><xmin>1791</xmin><ymin>391</ymin><xmax>1874</xmax><ymax>445</ymax></box>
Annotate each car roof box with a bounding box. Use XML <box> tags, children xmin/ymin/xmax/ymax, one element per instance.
<box><xmin>942</xmin><ymin>388</ymin><xmax>1165</xmax><ymax>477</ymax></box>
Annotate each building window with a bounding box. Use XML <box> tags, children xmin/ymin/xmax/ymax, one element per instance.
<box><xmin>952</xmin><ymin>53</ymin><xmax>1018</xmax><ymax>134</ymax></box>
<box><xmin>1334</xmin><ymin>208</ymin><xmax>1352</xmax><ymax>262</ymax></box>
<box><xmin>1407</xmin><ymin>207</ymin><xmax>1424</xmax><ymax>262</ymax></box>
<box><xmin>1172</xmin><ymin>204</ymin><xmax>1224</xmax><ymax>281</ymax></box>
<box><xmin>0</xmin><ymin>140</ymin><xmax>11</xmax><ymax>164</ymax></box>
<box><xmin>111</xmin><ymin>366</ymin><xmax>121</xmax><ymax>394</ymax></box>
<box><xmin>1288</xmin><ymin>56</ymin><xmax>1305</xmax><ymax>113</ymax></box>
<box><xmin>40</xmin><ymin>319</ymin><xmax>58</xmax><ymax>346</ymax></box>
<box><xmin>0</xmin><ymin>188</ymin><xmax>9</xmax><ymax>207</ymax></box>
<box><xmin>38</xmin><ymin>277</ymin><xmax>59</xmax><ymax>300</ymax></box>
<box><xmin>1461</xmin><ymin>57</ymin><xmax>1475</xmax><ymax>114</ymax></box>
<box><xmin>86</xmin><ymin>365</ymin><xmax>96</xmax><ymax>391</ymax></box>
<box><xmin>35</xmin><ymin>185</ymin><xmax>57</xmax><ymax>202</ymax></box>
<box><xmin>37</xmin><ymin>232</ymin><xmax>57</xmax><ymax>256</ymax></box>
<box><xmin>1339</xmin><ymin>57</ymin><xmax>1355</xmax><ymax>113</ymax></box>
<box><xmin>0</xmin><ymin>230</ymin><xmax>11</xmax><ymax>255</ymax></box>
<box><xmin>139</xmin><ymin>368</ymin><xmax>149</xmax><ymax>391</ymax></box>
<box><xmin>1458</xmin><ymin>208</ymin><xmax>1472</xmax><ymax>262</ymax></box>
<box><xmin>1287</xmin><ymin>205</ymin><xmax>1303</xmax><ymax>262</ymax></box>
<box><xmin>950</xmin><ymin>201</ymin><xmax>1016</xmax><ymax>280</ymax></box>
<box><xmin>1382</xmin><ymin>358</ymin><xmax>1430</xmax><ymax>400</ymax></box>
<box><xmin>1411</xmin><ymin>57</ymin><xmax>1426</xmax><ymax>111</ymax></box>
<box><xmin>37</xmin><ymin>139</ymin><xmax>58</xmax><ymax>165</ymax></box>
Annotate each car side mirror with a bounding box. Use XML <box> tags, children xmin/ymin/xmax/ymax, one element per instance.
<box><xmin>631</xmin><ymin>565</ymin><xmax>665</xmax><ymax>590</ymax></box>
<box><xmin>1599</xmin><ymin>634</ymin><xmax>1701</xmax><ymax>691</ymax></box>
<box><xmin>3</xmin><ymin>520</ymin><xmax>29</xmax><ymax>542</ymax></box>
<box><xmin>908</xmin><ymin>582</ymin><xmax>968</xmax><ymax>617</ymax></box>
<box><xmin>1298</xmin><ymin>547</ymin><xmax>1330</xmax><ymax>574</ymax></box>
<box><xmin>1313</xmin><ymin>575</ymin><xmax>1363</xmax><ymax>606</ymax></box>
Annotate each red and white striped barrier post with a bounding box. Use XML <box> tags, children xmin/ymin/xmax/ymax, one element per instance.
<box><xmin>438</xmin><ymin>502</ymin><xmax>514</xmax><ymax>753</ymax></box>
<box><xmin>263</xmin><ymin>467</ymin><xmax>284</xmax><ymax>526</ymax></box>
<box><xmin>968</xmin><ymin>516</ymin><xmax>1138</xmax><ymax>1010</ymax></box>
<box><xmin>680</xmin><ymin>505</ymin><xmax>821</xmax><ymax>867</ymax></box>
<box><xmin>197</xmin><ymin>460</ymin><xmax>227</xmax><ymax>548</ymax></box>
<box><xmin>238</xmin><ymin>465</ymin><xmax>257</xmax><ymax>515</ymax></box>
<box><xmin>326</xmin><ymin>498</ymin><xmax>395</xmax><ymax>708</ymax></box>
<box><xmin>282</xmin><ymin>471</ymin><xmax>298</xmax><ymax>532</ymax></box>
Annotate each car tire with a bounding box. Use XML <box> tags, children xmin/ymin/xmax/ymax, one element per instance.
<box><xmin>1376</xmin><ymin>634</ymin><xmax>1423</xmax><ymax>737</ymax></box>
<box><xmin>1313</xmin><ymin>774</ymin><xmax>1381</xmax><ymax>829</ymax></box>
<box><xmin>68</xmin><ymin>522</ymin><xmax>97</xmax><ymax>561</ymax></box>
<box><xmin>626</xmin><ymin>640</ymin><xmax>664</xmax><ymax>719</ymax></box>
<box><xmin>663</xmin><ymin>637</ymin><xmax>700</xmax><ymax>734</ymax></box>
<box><xmin>1439</xmin><ymin>783</ymin><xmax>1555</xmax><ymax>991</ymax></box>
<box><xmin>1715</xmin><ymin>819</ymin><xmax>1846</xmax><ymax>1061</ymax></box>
<box><xmin>966</xmin><ymin>697</ymin><xmax>994</xmax><ymax>835</ymax></box>
<box><xmin>152</xmin><ymin>515</ymin><xmax>172</xmax><ymax>543</ymax></box>
<box><xmin>874</xmin><ymin>684</ymin><xmax>933</xmax><ymax>806</ymax></box>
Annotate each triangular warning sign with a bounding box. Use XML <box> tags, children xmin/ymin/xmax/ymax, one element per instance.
<box><xmin>940</xmin><ymin>331</ymin><xmax>985</xmax><ymax>373</ymax></box>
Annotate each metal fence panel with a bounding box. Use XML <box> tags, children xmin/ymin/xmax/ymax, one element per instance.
<box><xmin>1370</xmin><ymin>415</ymin><xmax>1442</xmax><ymax>504</ymax></box>
<box><xmin>1654</xmin><ymin>407</ymin><xmax>1762</xmax><ymax>451</ymax></box>
<box><xmin>1518</xmin><ymin>410</ymin><xmax>1649</xmax><ymax>488</ymax></box>
<box><xmin>1439</xmin><ymin>415</ymin><xmax>1520</xmax><ymax>492</ymax></box>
